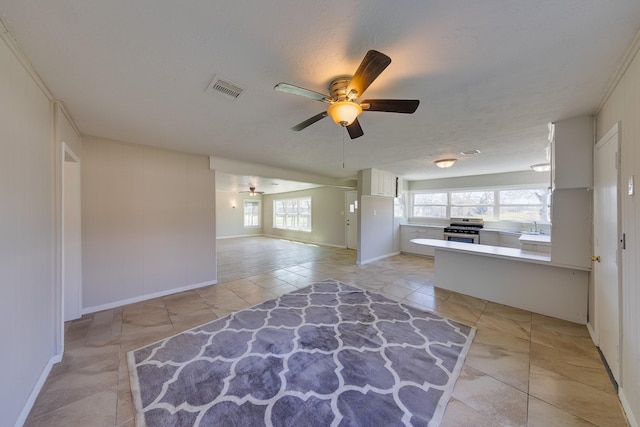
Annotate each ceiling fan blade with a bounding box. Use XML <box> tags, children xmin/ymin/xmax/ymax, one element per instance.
<box><xmin>346</xmin><ymin>50</ymin><xmax>392</xmax><ymax>99</ymax></box>
<box><xmin>274</xmin><ymin>83</ymin><xmax>331</xmax><ymax>103</ymax></box>
<box><xmin>346</xmin><ymin>118</ymin><xmax>364</xmax><ymax>139</ymax></box>
<box><xmin>360</xmin><ymin>99</ymin><xmax>420</xmax><ymax>113</ymax></box>
<box><xmin>291</xmin><ymin>112</ymin><xmax>328</xmax><ymax>131</ymax></box>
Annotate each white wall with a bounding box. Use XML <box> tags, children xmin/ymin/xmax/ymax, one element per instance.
<box><xmin>409</xmin><ymin>170</ymin><xmax>549</xmax><ymax>191</ymax></box>
<box><xmin>0</xmin><ymin>31</ymin><xmax>57</xmax><ymax>427</ymax></box>
<box><xmin>81</xmin><ymin>136</ymin><xmax>217</xmax><ymax>312</ymax></box>
<box><xmin>358</xmin><ymin>196</ymin><xmax>396</xmax><ymax>264</ymax></box>
<box><xmin>56</xmin><ymin>104</ymin><xmax>81</xmax><ymax>157</ymax></box>
<box><xmin>262</xmin><ymin>186</ymin><xmax>348</xmax><ymax>247</ymax></box>
<box><xmin>216</xmin><ymin>190</ymin><xmax>263</xmax><ymax>238</ymax></box>
<box><xmin>596</xmin><ymin>34</ymin><xmax>640</xmax><ymax>427</ymax></box>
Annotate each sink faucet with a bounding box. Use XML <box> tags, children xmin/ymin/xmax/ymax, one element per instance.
<box><xmin>531</xmin><ymin>221</ymin><xmax>538</xmax><ymax>233</ymax></box>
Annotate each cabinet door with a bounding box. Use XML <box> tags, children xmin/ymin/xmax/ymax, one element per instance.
<box><xmin>479</xmin><ymin>231</ymin><xmax>498</xmax><ymax>246</ymax></box>
<box><xmin>550</xmin><ymin>189</ymin><xmax>591</xmax><ymax>268</ymax></box>
<box><xmin>400</xmin><ymin>227</ymin><xmax>439</xmax><ymax>256</ymax></box>
<box><xmin>370</xmin><ymin>169</ymin><xmax>382</xmax><ymax>196</ymax></box>
<box><xmin>552</xmin><ymin>116</ymin><xmax>593</xmax><ymax>189</ymax></box>
<box><xmin>383</xmin><ymin>173</ymin><xmax>394</xmax><ymax>197</ymax></box>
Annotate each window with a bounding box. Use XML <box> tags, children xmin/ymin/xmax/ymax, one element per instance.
<box><xmin>273</xmin><ymin>197</ymin><xmax>312</xmax><ymax>231</ymax></box>
<box><xmin>498</xmin><ymin>188</ymin><xmax>550</xmax><ymax>222</ymax></box>
<box><xmin>394</xmin><ymin>193</ymin><xmax>406</xmax><ymax>218</ymax></box>
<box><xmin>412</xmin><ymin>192</ymin><xmax>448</xmax><ymax>218</ymax></box>
<box><xmin>411</xmin><ymin>186</ymin><xmax>550</xmax><ymax>223</ymax></box>
<box><xmin>243</xmin><ymin>200</ymin><xmax>260</xmax><ymax>227</ymax></box>
<box><xmin>450</xmin><ymin>191</ymin><xmax>494</xmax><ymax>220</ymax></box>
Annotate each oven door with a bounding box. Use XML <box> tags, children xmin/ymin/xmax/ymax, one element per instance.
<box><xmin>444</xmin><ymin>232</ymin><xmax>479</xmax><ymax>244</ymax></box>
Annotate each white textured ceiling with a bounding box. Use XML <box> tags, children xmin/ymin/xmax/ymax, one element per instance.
<box><xmin>2</xmin><ymin>1</ymin><xmax>640</xmax><ymax>191</ymax></box>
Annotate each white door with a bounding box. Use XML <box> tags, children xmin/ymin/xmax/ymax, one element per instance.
<box><xmin>345</xmin><ymin>191</ymin><xmax>358</xmax><ymax>249</ymax></box>
<box><xmin>593</xmin><ymin>124</ymin><xmax>620</xmax><ymax>382</ymax></box>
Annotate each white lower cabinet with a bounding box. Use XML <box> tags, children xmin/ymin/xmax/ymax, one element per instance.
<box><xmin>479</xmin><ymin>230</ymin><xmax>498</xmax><ymax>246</ymax></box>
<box><xmin>400</xmin><ymin>226</ymin><xmax>444</xmax><ymax>256</ymax></box>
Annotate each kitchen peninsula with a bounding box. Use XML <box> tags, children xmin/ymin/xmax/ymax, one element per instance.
<box><xmin>412</xmin><ymin>238</ymin><xmax>589</xmax><ymax>324</ymax></box>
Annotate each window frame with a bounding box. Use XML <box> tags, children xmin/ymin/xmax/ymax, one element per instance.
<box><xmin>243</xmin><ymin>199</ymin><xmax>261</xmax><ymax>228</ymax></box>
<box><xmin>412</xmin><ymin>192</ymin><xmax>449</xmax><ymax>218</ymax></box>
<box><xmin>410</xmin><ymin>185</ymin><xmax>551</xmax><ymax>223</ymax></box>
<box><xmin>273</xmin><ymin>196</ymin><xmax>312</xmax><ymax>232</ymax></box>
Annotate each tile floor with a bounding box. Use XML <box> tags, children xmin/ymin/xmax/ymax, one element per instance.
<box><xmin>25</xmin><ymin>237</ymin><xmax>629</xmax><ymax>426</ymax></box>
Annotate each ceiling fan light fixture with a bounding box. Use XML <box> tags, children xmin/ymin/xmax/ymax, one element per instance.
<box><xmin>434</xmin><ymin>158</ymin><xmax>457</xmax><ymax>168</ymax></box>
<box><xmin>327</xmin><ymin>101</ymin><xmax>362</xmax><ymax>126</ymax></box>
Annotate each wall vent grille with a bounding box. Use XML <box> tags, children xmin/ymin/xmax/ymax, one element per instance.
<box><xmin>206</xmin><ymin>76</ymin><xmax>245</xmax><ymax>100</ymax></box>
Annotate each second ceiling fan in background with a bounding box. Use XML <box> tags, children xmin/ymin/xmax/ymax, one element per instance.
<box><xmin>274</xmin><ymin>50</ymin><xmax>419</xmax><ymax>139</ymax></box>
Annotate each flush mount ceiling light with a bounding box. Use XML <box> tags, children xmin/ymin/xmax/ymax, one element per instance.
<box><xmin>434</xmin><ymin>159</ymin><xmax>457</xmax><ymax>168</ymax></box>
<box><xmin>531</xmin><ymin>163</ymin><xmax>551</xmax><ymax>172</ymax></box>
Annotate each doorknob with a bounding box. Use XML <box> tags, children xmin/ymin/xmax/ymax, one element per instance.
<box><xmin>591</xmin><ymin>255</ymin><xmax>601</xmax><ymax>262</ymax></box>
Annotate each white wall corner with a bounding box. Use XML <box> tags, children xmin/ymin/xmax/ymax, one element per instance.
<box><xmin>13</xmin><ymin>353</ymin><xmax>63</xmax><ymax>427</ymax></box>
<box><xmin>619</xmin><ymin>387</ymin><xmax>639</xmax><ymax>427</ymax></box>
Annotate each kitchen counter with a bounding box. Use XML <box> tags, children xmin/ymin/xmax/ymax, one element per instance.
<box><xmin>410</xmin><ymin>238</ymin><xmax>589</xmax><ymax>323</ymax></box>
<box><xmin>411</xmin><ymin>238</ymin><xmax>551</xmax><ymax>263</ymax></box>
<box><xmin>402</xmin><ymin>224</ymin><xmax>540</xmax><ymax>250</ymax></box>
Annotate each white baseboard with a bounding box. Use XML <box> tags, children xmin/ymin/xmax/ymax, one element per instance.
<box><xmin>586</xmin><ymin>321</ymin><xmax>598</xmax><ymax>345</ymax></box>
<box><xmin>14</xmin><ymin>353</ymin><xmax>63</xmax><ymax>427</ymax></box>
<box><xmin>620</xmin><ymin>387</ymin><xmax>638</xmax><ymax>427</ymax></box>
<box><xmin>216</xmin><ymin>233</ymin><xmax>263</xmax><ymax>239</ymax></box>
<box><xmin>81</xmin><ymin>279</ymin><xmax>217</xmax><ymax>315</ymax></box>
<box><xmin>357</xmin><ymin>251</ymin><xmax>401</xmax><ymax>265</ymax></box>
<box><xmin>262</xmin><ymin>234</ymin><xmax>346</xmax><ymax>249</ymax></box>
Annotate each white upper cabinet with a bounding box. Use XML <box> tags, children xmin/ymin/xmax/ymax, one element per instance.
<box><xmin>551</xmin><ymin>115</ymin><xmax>594</xmax><ymax>189</ymax></box>
<box><xmin>360</xmin><ymin>168</ymin><xmax>397</xmax><ymax>197</ymax></box>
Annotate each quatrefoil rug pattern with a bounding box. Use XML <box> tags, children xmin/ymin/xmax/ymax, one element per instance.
<box><xmin>128</xmin><ymin>279</ymin><xmax>475</xmax><ymax>427</ymax></box>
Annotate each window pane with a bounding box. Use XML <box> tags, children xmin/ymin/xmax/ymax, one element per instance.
<box><xmin>394</xmin><ymin>196</ymin><xmax>405</xmax><ymax>218</ymax></box>
<box><xmin>451</xmin><ymin>191</ymin><xmax>494</xmax><ymax>205</ymax></box>
<box><xmin>413</xmin><ymin>206</ymin><xmax>447</xmax><ymax>218</ymax></box>
<box><xmin>499</xmin><ymin>206</ymin><xmax>550</xmax><ymax>222</ymax></box>
<box><xmin>414</xmin><ymin>193</ymin><xmax>447</xmax><ymax>205</ymax></box>
<box><xmin>500</xmin><ymin>189</ymin><xmax>549</xmax><ymax>205</ymax></box>
<box><xmin>451</xmin><ymin>206</ymin><xmax>494</xmax><ymax>219</ymax></box>
<box><xmin>243</xmin><ymin>201</ymin><xmax>260</xmax><ymax>227</ymax></box>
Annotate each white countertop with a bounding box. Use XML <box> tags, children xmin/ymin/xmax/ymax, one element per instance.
<box><xmin>519</xmin><ymin>233</ymin><xmax>551</xmax><ymax>244</ymax></box>
<box><xmin>410</xmin><ymin>238</ymin><xmax>589</xmax><ymax>271</ymax></box>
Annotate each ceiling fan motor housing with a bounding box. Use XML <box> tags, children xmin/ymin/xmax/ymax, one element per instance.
<box><xmin>329</xmin><ymin>77</ymin><xmax>352</xmax><ymax>101</ymax></box>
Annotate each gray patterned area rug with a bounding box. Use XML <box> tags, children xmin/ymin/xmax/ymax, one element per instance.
<box><xmin>128</xmin><ymin>279</ymin><xmax>475</xmax><ymax>427</ymax></box>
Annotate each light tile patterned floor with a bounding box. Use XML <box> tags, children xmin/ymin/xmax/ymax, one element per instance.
<box><xmin>25</xmin><ymin>237</ymin><xmax>629</xmax><ymax>426</ymax></box>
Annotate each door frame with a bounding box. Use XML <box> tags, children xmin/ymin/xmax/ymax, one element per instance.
<box><xmin>592</xmin><ymin>122</ymin><xmax>622</xmax><ymax>382</ymax></box>
<box><xmin>345</xmin><ymin>191</ymin><xmax>358</xmax><ymax>249</ymax></box>
<box><xmin>60</xmin><ymin>143</ymin><xmax>82</xmax><ymax>353</ymax></box>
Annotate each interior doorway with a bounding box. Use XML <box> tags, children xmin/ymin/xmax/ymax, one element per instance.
<box><xmin>593</xmin><ymin>123</ymin><xmax>621</xmax><ymax>382</ymax></box>
<box><xmin>63</xmin><ymin>145</ymin><xmax>82</xmax><ymax>322</ymax></box>
<box><xmin>345</xmin><ymin>191</ymin><xmax>358</xmax><ymax>250</ymax></box>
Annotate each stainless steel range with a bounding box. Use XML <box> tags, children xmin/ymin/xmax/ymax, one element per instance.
<box><xmin>443</xmin><ymin>218</ymin><xmax>483</xmax><ymax>244</ymax></box>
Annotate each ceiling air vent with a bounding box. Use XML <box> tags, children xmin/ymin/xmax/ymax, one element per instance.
<box><xmin>461</xmin><ymin>149</ymin><xmax>481</xmax><ymax>156</ymax></box>
<box><xmin>206</xmin><ymin>75</ymin><xmax>245</xmax><ymax>101</ymax></box>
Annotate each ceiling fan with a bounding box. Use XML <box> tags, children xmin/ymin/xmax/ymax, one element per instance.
<box><xmin>239</xmin><ymin>186</ymin><xmax>264</xmax><ymax>196</ymax></box>
<box><xmin>274</xmin><ymin>50</ymin><xmax>419</xmax><ymax>139</ymax></box>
